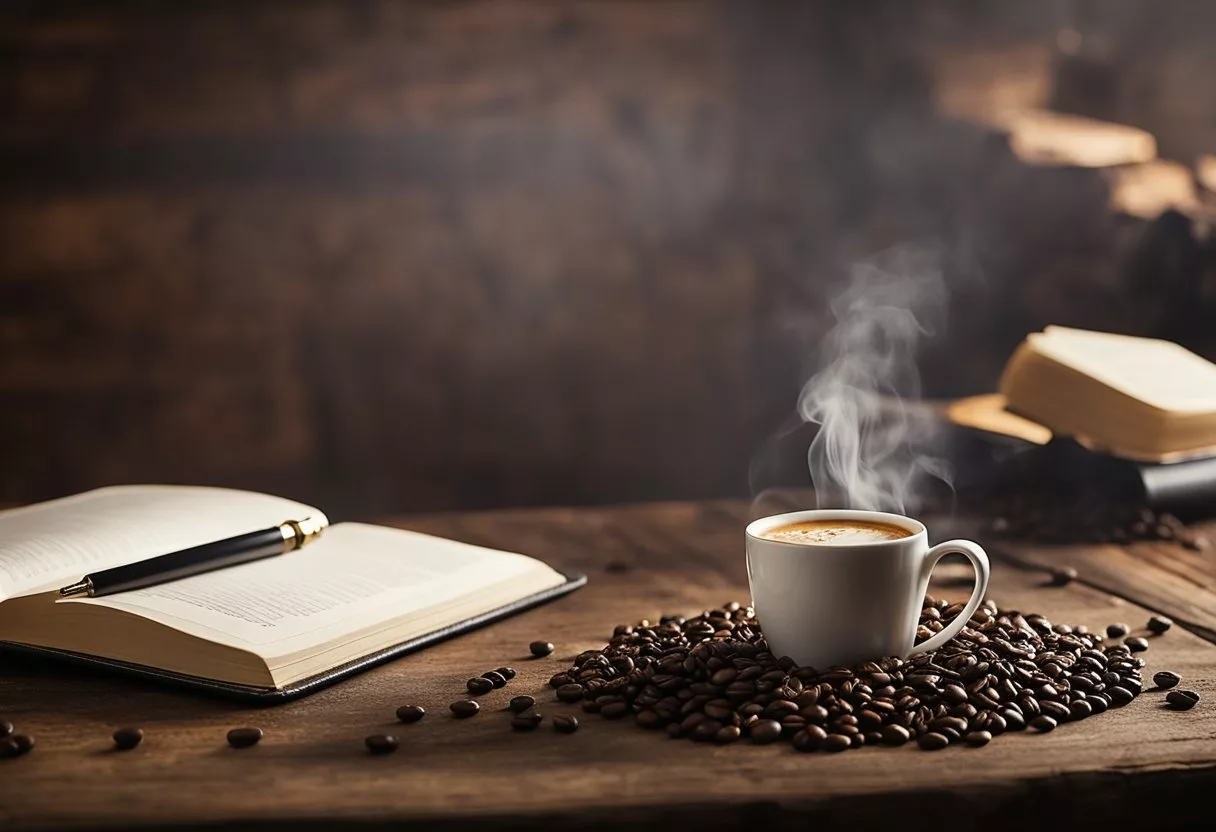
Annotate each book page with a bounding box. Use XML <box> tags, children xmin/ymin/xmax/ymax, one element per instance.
<box><xmin>0</xmin><ymin>486</ymin><xmax>326</xmax><ymax>601</ymax></box>
<box><xmin>69</xmin><ymin>523</ymin><xmax>562</xmax><ymax>651</ymax></box>
<box><xmin>1035</xmin><ymin>327</ymin><xmax>1216</xmax><ymax>412</ymax></box>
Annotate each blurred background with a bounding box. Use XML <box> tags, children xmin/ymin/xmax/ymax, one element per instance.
<box><xmin>2</xmin><ymin>0</ymin><xmax>1216</xmax><ymax>518</ymax></box>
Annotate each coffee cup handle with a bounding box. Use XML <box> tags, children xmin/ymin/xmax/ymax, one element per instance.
<box><xmin>906</xmin><ymin>540</ymin><xmax>991</xmax><ymax>657</ymax></box>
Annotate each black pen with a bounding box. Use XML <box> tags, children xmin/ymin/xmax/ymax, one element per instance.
<box><xmin>57</xmin><ymin>517</ymin><xmax>327</xmax><ymax>598</ymax></box>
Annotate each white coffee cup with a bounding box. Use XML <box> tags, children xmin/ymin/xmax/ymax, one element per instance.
<box><xmin>745</xmin><ymin>509</ymin><xmax>990</xmax><ymax>670</ymax></box>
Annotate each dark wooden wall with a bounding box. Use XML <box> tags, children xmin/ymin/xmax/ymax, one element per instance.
<box><xmin>2</xmin><ymin>1</ymin><xmax>1214</xmax><ymax>517</ymax></box>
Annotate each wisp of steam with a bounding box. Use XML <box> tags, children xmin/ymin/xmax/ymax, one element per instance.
<box><xmin>798</xmin><ymin>245</ymin><xmax>952</xmax><ymax>514</ymax></box>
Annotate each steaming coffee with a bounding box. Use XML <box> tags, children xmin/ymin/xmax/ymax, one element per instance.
<box><xmin>759</xmin><ymin>519</ymin><xmax>912</xmax><ymax>545</ymax></box>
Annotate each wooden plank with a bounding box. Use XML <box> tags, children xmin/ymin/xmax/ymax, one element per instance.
<box><xmin>2</xmin><ymin>500</ymin><xmax>1214</xmax><ymax>830</ymax></box>
<box><xmin>996</xmin><ymin>519</ymin><xmax>1216</xmax><ymax>643</ymax></box>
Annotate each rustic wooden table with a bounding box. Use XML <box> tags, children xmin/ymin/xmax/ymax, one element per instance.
<box><xmin>2</xmin><ymin>499</ymin><xmax>1215</xmax><ymax>830</ymax></box>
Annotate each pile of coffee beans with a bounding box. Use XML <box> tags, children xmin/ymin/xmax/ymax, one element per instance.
<box><xmin>545</xmin><ymin>598</ymin><xmax>1191</xmax><ymax>751</ymax></box>
<box><xmin>987</xmin><ymin>499</ymin><xmax>1210</xmax><ymax>550</ymax></box>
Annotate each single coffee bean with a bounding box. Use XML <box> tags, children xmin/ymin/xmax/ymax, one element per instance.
<box><xmin>822</xmin><ymin>733</ymin><xmax>852</xmax><ymax>752</ymax></box>
<box><xmin>226</xmin><ymin>727</ymin><xmax>263</xmax><ymax>748</ymax></box>
<box><xmin>1039</xmin><ymin>701</ymin><xmax>1071</xmax><ymax>723</ymax></box>
<box><xmin>1166</xmin><ymin>689</ymin><xmax>1200</xmax><ymax>710</ymax></box>
<box><xmin>791</xmin><ymin>729</ymin><xmax>819</xmax><ymax>752</ymax></box>
<box><xmin>692</xmin><ymin>720</ymin><xmax>722</xmax><ymax>742</ymax></box>
<box><xmin>549</xmin><ymin>673</ymin><xmax>571</xmax><ymax>688</ymax></box>
<box><xmin>1068</xmin><ymin>699</ymin><xmax>1093</xmax><ymax>720</ymax></box>
<box><xmin>365</xmin><ymin>734</ymin><xmax>399</xmax><ymax>754</ymax></box>
<box><xmin>509</xmin><ymin>695</ymin><xmax>536</xmax><ymax>713</ymax></box>
<box><xmin>715</xmin><ymin>725</ymin><xmax>741</xmax><ymax>744</ymax></box>
<box><xmin>530</xmin><ymin>641</ymin><xmax>555</xmax><ymax>657</ymax></box>
<box><xmin>963</xmin><ymin>730</ymin><xmax>992</xmax><ymax>747</ymax></box>
<box><xmin>1153</xmin><ymin>671</ymin><xmax>1181</xmax><ymax>690</ymax></box>
<box><xmin>1147</xmin><ymin>616</ymin><xmax>1173</xmax><ymax>635</ymax></box>
<box><xmin>556</xmin><ymin>683</ymin><xmax>585</xmax><ymax>703</ymax></box>
<box><xmin>750</xmin><ymin>719</ymin><xmax>782</xmax><ymax>745</ymax></box>
<box><xmin>466</xmin><ymin>677</ymin><xmax>494</xmax><ymax>695</ymax></box>
<box><xmin>1030</xmin><ymin>715</ymin><xmax>1057</xmax><ymax>732</ymax></box>
<box><xmin>917</xmin><ymin>731</ymin><xmax>949</xmax><ymax>751</ymax></box>
<box><xmin>396</xmin><ymin>705</ymin><xmax>426</xmax><ymax>723</ymax></box>
<box><xmin>1105</xmin><ymin>623</ymin><xmax>1129</xmax><ymax>639</ymax></box>
<box><xmin>0</xmin><ymin>719</ymin><xmax>12</xmax><ymax>737</ymax></box>
<box><xmin>112</xmin><ymin>727</ymin><xmax>144</xmax><ymax>751</ymax></box>
<box><xmin>1124</xmin><ymin>637</ymin><xmax>1149</xmax><ymax>653</ymax></box>
<box><xmin>450</xmin><ymin>699</ymin><xmax>480</xmax><ymax>718</ymax></box>
<box><xmin>1107</xmin><ymin>686</ymin><xmax>1135</xmax><ymax>707</ymax></box>
<box><xmin>881</xmin><ymin>724</ymin><xmax>911</xmax><ymax>746</ymax></box>
<box><xmin>553</xmin><ymin>714</ymin><xmax>579</xmax><ymax>733</ymax></box>
<box><xmin>0</xmin><ymin>737</ymin><xmax>26</xmax><ymax>758</ymax></box>
<box><xmin>511</xmin><ymin>712</ymin><xmax>543</xmax><ymax>730</ymax></box>
<box><xmin>1049</xmin><ymin>566</ymin><xmax>1078</xmax><ymax>586</ymax></box>
<box><xmin>481</xmin><ymin>671</ymin><xmax>508</xmax><ymax>689</ymax></box>
<box><xmin>11</xmin><ymin>734</ymin><xmax>33</xmax><ymax>753</ymax></box>
<box><xmin>601</xmin><ymin>701</ymin><xmax>629</xmax><ymax>720</ymax></box>
<box><xmin>495</xmin><ymin>666</ymin><xmax>518</xmax><ymax>680</ymax></box>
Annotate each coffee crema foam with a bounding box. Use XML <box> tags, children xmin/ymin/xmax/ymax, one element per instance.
<box><xmin>759</xmin><ymin>519</ymin><xmax>913</xmax><ymax>545</ymax></box>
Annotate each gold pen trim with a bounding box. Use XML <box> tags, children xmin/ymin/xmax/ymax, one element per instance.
<box><xmin>59</xmin><ymin>577</ymin><xmax>94</xmax><ymax>598</ymax></box>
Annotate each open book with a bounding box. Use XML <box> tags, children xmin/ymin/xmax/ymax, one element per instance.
<box><xmin>948</xmin><ymin>326</ymin><xmax>1216</xmax><ymax>462</ymax></box>
<box><xmin>0</xmin><ymin>486</ymin><xmax>581</xmax><ymax>700</ymax></box>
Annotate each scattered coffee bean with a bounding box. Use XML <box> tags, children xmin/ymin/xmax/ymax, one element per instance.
<box><xmin>112</xmin><ymin>727</ymin><xmax>144</xmax><ymax>751</ymax></box>
<box><xmin>1106</xmin><ymin>623</ymin><xmax>1129</xmax><ymax>639</ymax></box>
<box><xmin>365</xmin><ymin>734</ymin><xmax>399</xmax><ymax>754</ymax></box>
<box><xmin>481</xmin><ymin>671</ymin><xmax>507</xmax><ymax>689</ymax></box>
<box><xmin>556</xmin><ymin>683</ymin><xmax>585</xmax><ymax>703</ymax></box>
<box><xmin>1153</xmin><ymin>671</ymin><xmax>1181</xmax><ymax>690</ymax></box>
<box><xmin>1049</xmin><ymin>566</ymin><xmax>1078</xmax><ymax>586</ymax></box>
<box><xmin>396</xmin><ymin>705</ymin><xmax>426</xmax><ymax>723</ymax></box>
<box><xmin>553</xmin><ymin>714</ymin><xmax>579</xmax><ymax>733</ymax></box>
<box><xmin>530</xmin><ymin>641</ymin><xmax>555</xmax><ymax>658</ymax></box>
<box><xmin>1124</xmin><ymin>636</ymin><xmax>1149</xmax><ymax>653</ymax></box>
<box><xmin>1166</xmin><ymin>689</ymin><xmax>1200</xmax><ymax>710</ymax></box>
<box><xmin>1030</xmin><ymin>715</ymin><xmax>1057</xmax><ymax>732</ymax></box>
<box><xmin>495</xmin><ymin>667</ymin><xmax>518</xmax><ymax>680</ymax></box>
<box><xmin>1147</xmin><ymin>616</ymin><xmax>1173</xmax><ymax>635</ymax></box>
<box><xmin>226</xmin><ymin>727</ymin><xmax>263</xmax><ymax>748</ymax></box>
<box><xmin>750</xmin><ymin>720</ymin><xmax>782</xmax><ymax>745</ymax></box>
<box><xmin>511</xmin><ymin>712</ymin><xmax>543</xmax><ymax>731</ymax></box>
<box><xmin>450</xmin><ymin>699</ymin><xmax>480</xmax><ymax>718</ymax></box>
<box><xmin>466</xmin><ymin>677</ymin><xmax>494</xmax><ymax>696</ymax></box>
<box><xmin>509</xmin><ymin>695</ymin><xmax>536</xmax><ymax>713</ymax></box>
<box><xmin>11</xmin><ymin>734</ymin><xmax>33</xmax><ymax>753</ymax></box>
<box><xmin>917</xmin><ymin>732</ymin><xmax>949</xmax><ymax>751</ymax></box>
<box><xmin>964</xmin><ymin>730</ymin><xmax>992</xmax><ymax>747</ymax></box>
<box><xmin>0</xmin><ymin>738</ymin><xmax>25</xmax><ymax>758</ymax></box>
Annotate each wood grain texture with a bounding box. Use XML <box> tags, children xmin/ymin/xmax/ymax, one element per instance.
<box><xmin>1</xmin><ymin>500</ymin><xmax>1215</xmax><ymax>830</ymax></box>
<box><xmin>3</xmin><ymin>2</ymin><xmax>1215</xmax><ymax>515</ymax></box>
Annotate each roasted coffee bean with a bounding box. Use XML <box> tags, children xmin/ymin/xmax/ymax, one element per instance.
<box><xmin>692</xmin><ymin>720</ymin><xmax>722</xmax><ymax>742</ymax></box>
<box><xmin>509</xmin><ymin>695</ymin><xmax>536</xmax><ymax>713</ymax></box>
<box><xmin>481</xmin><ymin>671</ymin><xmax>508</xmax><ymax>689</ymax></box>
<box><xmin>112</xmin><ymin>727</ymin><xmax>144</xmax><ymax>751</ymax></box>
<box><xmin>1124</xmin><ymin>636</ymin><xmax>1148</xmax><ymax>653</ymax></box>
<box><xmin>450</xmin><ymin>699</ymin><xmax>480</xmax><ymax>718</ymax></box>
<box><xmin>917</xmin><ymin>732</ymin><xmax>949</xmax><ymax>751</ymax></box>
<box><xmin>964</xmin><ymin>730</ymin><xmax>992</xmax><ymax>747</ymax></box>
<box><xmin>715</xmin><ymin>725</ymin><xmax>741</xmax><ymax>744</ymax></box>
<box><xmin>396</xmin><ymin>705</ymin><xmax>426</xmax><ymax>723</ymax></box>
<box><xmin>881</xmin><ymin>724</ymin><xmax>911</xmax><ymax>746</ymax></box>
<box><xmin>1147</xmin><ymin>616</ymin><xmax>1173</xmax><ymax>635</ymax></box>
<box><xmin>0</xmin><ymin>737</ymin><xmax>30</xmax><ymax>758</ymax></box>
<box><xmin>1107</xmin><ymin>686</ymin><xmax>1135</xmax><ymax>707</ymax></box>
<box><xmin>511</xmin><ymin>712</ymin><xmax>543</xmax><ymax>730</ymax></box>
<box><xmin>1153</xmin><ymin>671</ymin><xmax>1181</xmax><ymax>690</ymax></box>
<box><xmin>1049</xmin><ymin>566</ymin><xmax>1077</xmax><ymax>586</ymax></box>
<box><xmin>1105</xmin><ymin>623</ymin><xmax>1129</xmax><ymax>639</ymax></box>
<box><xmin>1039</xmin><ymin>701</ymin><xmax>1071</xmax><ymax>723</ymax></box>
<box><xmin>10</xmin><ymin>734</ymin><xmax>33</xmax><ymax>753</ymax></box>
<box><xmin>365</xmin><ymin>734</ymin><xmax>399</xmax><ymax>754</ymax></box>
<box><xmin>556</xmin><ymin>684</ymin><xmax>585</xmax><ymax>703</ymax></box>
<box><xmin>601</xmin><ymin>701</ymin><xmax>629</xmax><ymax>719</ymax></box>
<box><xmin>530</xmin><ymin>641</ymin><xmax>555</xmax><ymax>658</ymax></box>
<box><xmin>0</xmin><ymin>719</ymin><xmax>11</xmax><ymax>737</ymax></box>
<box><xmin>226</xmin><ymin>727</ymin><xmax>263</xmax><ymax>748</ymax></box>
<box><xmin>1030</xmin><ymin>715</ymin><xmax>1057</xmax><ymax>732</ymax></box>
<box><xmin>749</xmin><ymin>719</ymin><xmax>782</xmax><ymax>745</ymax></box>
<box><xmin>496</xmin><ymin>666</ymin><xmax>518</xmax><ymax>680</ymax></box>
<box><xmin>553</xmin><ymin>715</ymin><xmax>579</xmax><ymax>733</ymax></box>
<box><xmin>1166</xmin><ymin>689</ymin><xmax>1200</xmax><ymax>710</ymax></box>
<box><xmin>466</xmin><ymin>677</ymin><xmax>494</xmax><ymax>695</ymax></box>
<box><xmin>1068</xmin><ymin>699</ymin><xmax>1093</xmax><ymax>720</ymax></box>
<box><xmin>822</xmin><ymin>733</ymin><xmax>852</xmax><ymax>752</ymax></box>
